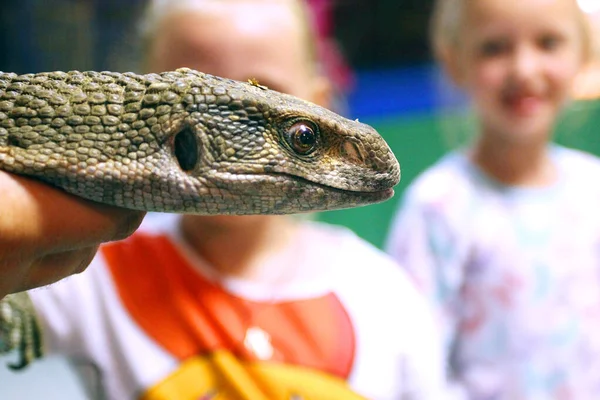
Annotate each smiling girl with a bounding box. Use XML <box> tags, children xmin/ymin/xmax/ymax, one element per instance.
<box><xmin>386</xmin><ymin>0</ymin><xmax>600</xmax><ymax>398</ymax></box>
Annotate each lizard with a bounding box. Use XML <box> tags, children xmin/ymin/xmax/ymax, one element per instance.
<box><xmin>0</xmin><ymin>67</ymin><xmax>400</xmax><ymax>369</ymax></box>
<box><xmin>0</xmin><ymin>68</ymin><xmax>400</xmax><ymax>215</ymax></box>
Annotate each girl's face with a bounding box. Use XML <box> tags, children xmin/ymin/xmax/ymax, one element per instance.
<box><xmin>449</xmin><ymin>0</ymin><xmax>586</xmax><ymax>144</ymax></box>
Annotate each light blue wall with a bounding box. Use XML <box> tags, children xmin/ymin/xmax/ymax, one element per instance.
<box><xmin>0</xmin><ymin>354</ymin><xmax>89</xmax><ymax>400</ymax></box>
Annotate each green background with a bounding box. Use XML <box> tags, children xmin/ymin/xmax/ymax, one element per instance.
<box><xmin>317</xmin><ymin>101</ymin><xmax>600</xmax><ymax>249</ymax></box>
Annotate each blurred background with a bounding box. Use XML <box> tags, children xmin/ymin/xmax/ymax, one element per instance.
<box><xmin>0</xmin><ymin>1</ymin><xmax>599</xmax><ymax>397</ymax></box>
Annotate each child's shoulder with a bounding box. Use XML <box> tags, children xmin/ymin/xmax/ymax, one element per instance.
<box><xmin>552</xmin><ymin>146</ymin><xmax>600</xmax><ymax>193</ymax></box>
<box><xmin>555</xmin><ymin>145</ymin><xmax>600</xmax><ymax>173</ymax></box>
<box><xmin>403</xmin><ymin>151</ymin><xmax>474</xmax><ymax>206</ymax></box>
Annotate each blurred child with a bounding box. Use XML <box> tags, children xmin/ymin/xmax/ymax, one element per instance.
<box><xmin>2</xmin><ymin>1</ymin><xmax>447</xmax><ymax>399</ymax></box>
<box><xmin>386</xmin><ymin>0</ymin><xmax>600</xmax><ymax>398</ymax></box>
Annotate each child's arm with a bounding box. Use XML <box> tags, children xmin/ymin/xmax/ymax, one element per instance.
<box><xmin>386</xmin><ymin>191</ymin><xmax>469</xmax><ymax>395</ymax></box>
<box><xmin>396</xmin><ymin>282</ymin><xmax>466</xmax><ymax>399</ymax></box>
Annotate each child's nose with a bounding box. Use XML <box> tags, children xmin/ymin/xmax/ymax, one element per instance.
<box><xmin>509</xmin><ymin>45</ymin><xmax>543</xmax><ymax>82</ymax></box>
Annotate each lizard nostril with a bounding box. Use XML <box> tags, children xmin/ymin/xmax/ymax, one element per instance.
<box><xmin>174</xmin><ymin>126</ymin><xmax>198</xmax><ymax>171</ymax></box>
<box><xmin>340</xmin><ymin>140</ymin><xmax>365</xmax><ymax>164</ymax></box>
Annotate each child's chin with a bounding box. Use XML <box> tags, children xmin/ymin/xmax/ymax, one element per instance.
<box><xmin>508</xmin><ymin>122</ymin><xmax>553</xmax><ymax>143</ymax></box>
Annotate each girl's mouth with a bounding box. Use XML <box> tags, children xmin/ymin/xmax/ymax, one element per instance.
<box><xmin>502</xmin><ymin>93</ymin><xmax>544</xmax><ymax>116</ymax></box>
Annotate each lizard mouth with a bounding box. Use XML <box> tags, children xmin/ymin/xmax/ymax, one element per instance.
<box><xmin>208</xmin><ymin>171</ymin><xmax>396</xmax><ymax>207</ymax></box>
<box><xmin>267</xmin><ymin>173</ymin><xmax>396</xmax><ymax>204</ymax></box>
<box><xmin>304</xmin><ymin>178</ymin><xmax>395</xmax><ymax>203</ymax></box>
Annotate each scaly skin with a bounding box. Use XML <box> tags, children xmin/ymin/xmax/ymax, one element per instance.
<box><xmin>0</xmin><ymin>68</ymin><xmax>400</xmax><ymax>215</ymax></box>
<box><xmin>0</xmin><ymin>292</ymin><xmax>40</xmax><ymax>370</ymax></box>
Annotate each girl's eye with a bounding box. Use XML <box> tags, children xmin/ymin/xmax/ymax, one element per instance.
<box><xmin>478</xmin><ymin>39</ymin><xmax>508</xmax><ymax>58</ymax></box>
<box><xmin>539</xmin><ymin>35</ymin><xmax>562</xmax><ymax>51</ymax></box>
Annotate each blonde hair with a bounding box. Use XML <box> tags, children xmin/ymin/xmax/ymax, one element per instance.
<box><xmin>139</xmin><ymin>0</ymin><xmax>319</xmax><ymax>72</ymax></box>
<box><xmin>430</xmin><ymin>0</ymin><xmax>594</xmax><ymax>63</ymax></box>
<box><xmin>429</xmin><ymin>0</ymin><xmax>464</xmax><ymax>61</ymax></box>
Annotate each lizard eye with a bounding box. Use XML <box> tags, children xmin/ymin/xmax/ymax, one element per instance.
<box><xmin>285</xmin><ymin>121</ymin><xmax>319</xmax><ymax>155</ymax></box>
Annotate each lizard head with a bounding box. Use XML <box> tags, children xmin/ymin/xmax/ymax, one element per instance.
<box><xmin>163</xmin><ymin>69</ymin><xmax>401</xmax><ymax>214</ymax></box>
<box><xmin>0</xmin><ymin>68</ymin><xmax>399</xmax><ymax>215</ymax></box>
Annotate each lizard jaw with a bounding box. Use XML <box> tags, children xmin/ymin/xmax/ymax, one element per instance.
<box><xmin>213</xmin><ymin>172</ymin><xmax>396</xmax><ymax>211</ymax></box>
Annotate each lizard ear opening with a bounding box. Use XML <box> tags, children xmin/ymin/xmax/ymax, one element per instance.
<box><xmin>174</xmin><ymin>126</ymin><xmax>198</xmax><ymax>172</ymax></box>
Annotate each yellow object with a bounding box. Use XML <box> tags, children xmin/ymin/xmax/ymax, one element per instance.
<box><xmin>141</xmin><ymin>350</ymin><xmax>366</xmax><ymax>400</ymax></box>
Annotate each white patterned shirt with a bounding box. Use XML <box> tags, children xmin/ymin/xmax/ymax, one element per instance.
<box><xmin>387</xmin><ymin>146</ymin><xmax>600</xmax><ymax>400</ymax></box>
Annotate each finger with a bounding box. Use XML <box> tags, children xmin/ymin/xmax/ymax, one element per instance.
<box><xmin>0</xmin><ymin>171</ymin><xmax>145</xmax><ymax>253</ymax></box>
<box><xmin>14</xmin><ymin>245</ymin><xmax>100</xmax><ymax>293</ymax></box>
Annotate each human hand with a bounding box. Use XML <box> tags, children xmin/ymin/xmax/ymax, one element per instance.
<box><xmin>0</xmin><ymin>171</ymin><xmax>145</xmax><ymax>298</ymax></box>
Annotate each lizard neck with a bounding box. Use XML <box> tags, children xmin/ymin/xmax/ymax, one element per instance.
<box><xmin>179</xmin><ymin>214</ymin><xmax>299</xmax><ymax>281</ymax></box>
